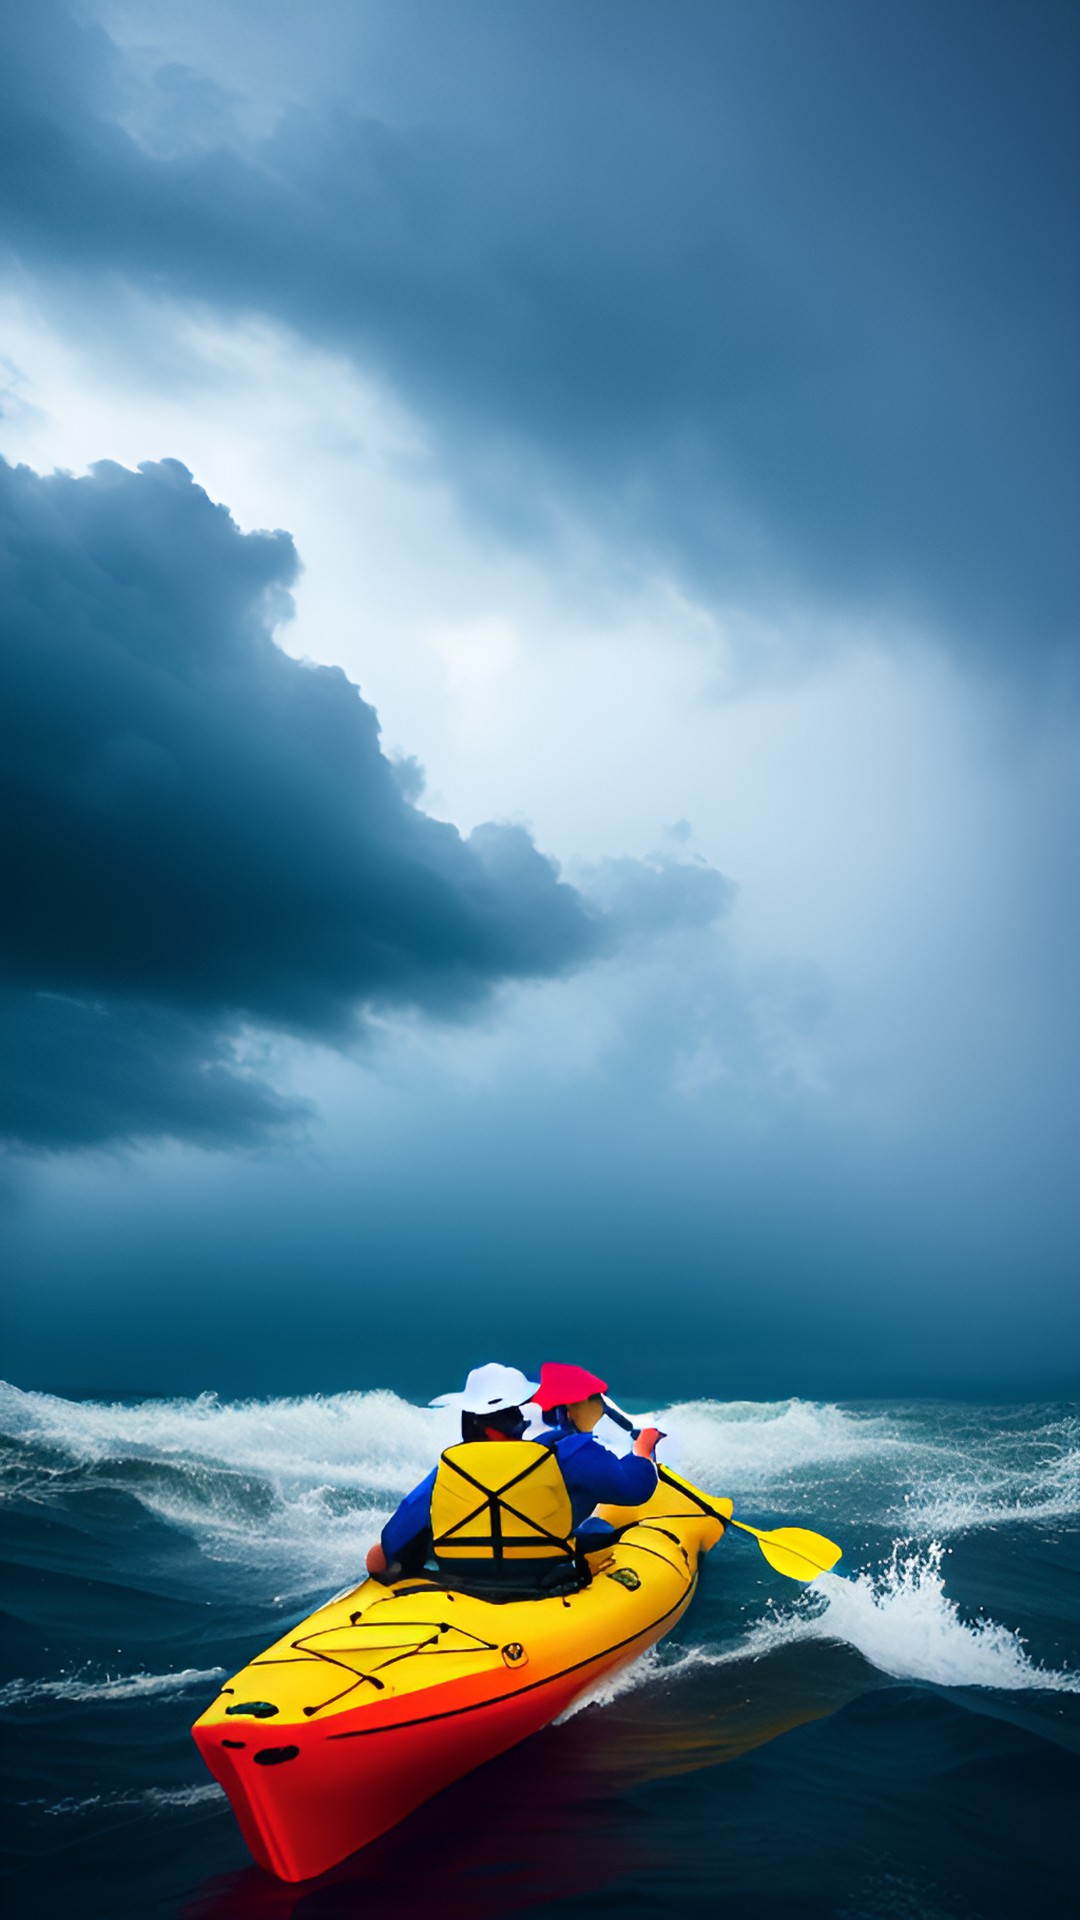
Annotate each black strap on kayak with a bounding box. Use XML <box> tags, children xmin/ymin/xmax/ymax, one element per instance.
<box><xmin>656</xmin><ymin>1465</ymin><xmax>728</xmax><ymax>1531</ymax></box>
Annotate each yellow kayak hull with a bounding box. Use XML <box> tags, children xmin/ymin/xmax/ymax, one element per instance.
<box><xmin>193</xmin><ymin>1467</ymin><xmax>729</xmax><ymax>1881</ymax></box>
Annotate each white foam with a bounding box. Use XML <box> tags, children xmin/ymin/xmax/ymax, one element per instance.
<box><xmin>0</xmin><ymin>1379</ymin><xmax>451</xmax><ymax>1489</ymax></box>
<box><xmin>0</xmin><ymin>1382</ymin><xmax>886</xmax><ymax>1498</ymax></box>
<box><xmin>28</xmin><ymin>1784</ymin><xmax>226</xmax><ymax>1817</ymax></box>
<box><xmin>0</xmin><ymin>1378</ymin><xmax>450</xmax><ymax>1589</ymax></box>
<box><xmin>0</xmin><ymin>1667</ymin><xmax>225</xmax><ymax>1708</ymax></box>
<box><xmin>555</xmin><ymin>1647</ymin><xmax>665</xmax><ymax>1721</ymax></box>
<box><xmin>738</xmin><ymin>1542</ymin><xmax>1080</xmax><ymax>1692</ymax></box>
<box><xmin>141</xmin><ymin>1783</ymin><xmax>227</xmax><ymax>1810</ymax></box>
<box><xmin>555</xmin><ymin>1639</ymin><xmax>751</xmax><ymax>1722</ymax></box>
<box><xmin>644</xmin><ymin>1397</ymin><xmax>899</xmax><ymax>1490</ymax></box>
<box><xmin>897</xmin><ymin>1418</ymin><xmax>1080</xmax><ymax>1538</ymax></box>
<box><xmin>654</xmin><ymin>1399</ymin><xmax>1079</xmax><ymax>1543</ymax></box>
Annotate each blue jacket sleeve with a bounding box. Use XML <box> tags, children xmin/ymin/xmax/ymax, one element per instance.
<box><xmin>381</xmin><ymin>1466</ymin><xmax>436</xmax><ymax>1561</ymax></box>
<box><xmin>549</xmin><ymin>1432</ymin><xmax>657</xmax><ymax>1521</ymax></box>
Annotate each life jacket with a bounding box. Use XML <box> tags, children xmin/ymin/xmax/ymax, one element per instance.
<box><xmin>429</xmin><ymin>1441</ymin><xmax>575</xmax><ymax>1565</ymax></box>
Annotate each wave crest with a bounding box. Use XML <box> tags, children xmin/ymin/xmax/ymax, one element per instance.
<box><xmin>2</xmin><ymin>1383</ymin><xmax>1076</xmax><ymax>1606</ymax></box>
<box><xmin>741</xmin><ymin>1542</ymin><xmax>1079</xmax><ymax>1692</ymax></box>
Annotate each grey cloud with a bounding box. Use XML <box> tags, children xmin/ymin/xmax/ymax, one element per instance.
<box><xmin>1</xmin><ymin>1</ymin><xmax>1076</xmax><ymax>666</ymax></box>
<box><xmin>0</xmin><ymin>454</ymin><xmax>726</xmax><ymax>1149</ymax></box>
<box><xmin>0</xmin><ymin>989</ymin><xmax>307</xmax><ymax>1151</ymax></box>
<box><xmin>577</xmin><ymin>855</ymin><xmax>736</xmax><ymax>947</ymax></box>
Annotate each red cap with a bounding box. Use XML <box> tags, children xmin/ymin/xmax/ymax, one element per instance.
<box><xmin>534</xmin><ymin>1362</ymin><xmax>609</xmax><ymax>1411</ymax></box>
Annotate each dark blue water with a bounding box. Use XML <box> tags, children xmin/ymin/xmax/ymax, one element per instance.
<box><xmin>2</xmin><ymin>1384</ymin><xmax>1076</xmax><ymax>1917</ymax></box>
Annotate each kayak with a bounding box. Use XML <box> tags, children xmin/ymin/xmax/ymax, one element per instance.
<box><xmin>192</xmin><ymin>1465</ymin><xmax>730</xmax><ymax>1882</ymax></box>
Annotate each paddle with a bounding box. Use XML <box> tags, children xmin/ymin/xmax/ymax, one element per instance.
<box><xmin>699</xmin><ymin>1504</ymin><xmax>842</xmax><ymax>1581</ymax></box>
<box><xmin>601</xmin><ymin>1397</ymin><xmax>842</xmax><ymax>1584</ymax></box>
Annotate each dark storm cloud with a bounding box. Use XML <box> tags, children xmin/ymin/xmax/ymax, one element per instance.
<box><xmin>2</xmin><ymin>1</ymin><xmax>1078</xmax><ymax>663</ymax></box>
<box><xmin>0</xmin><ymin>455</ymin><xmax>725</xmax><ymax>1149</ymax></box>
<box><xmin>0</xmin><ymin>989</ymin><xmax>306</xmax><ymax>1151</ymax></box>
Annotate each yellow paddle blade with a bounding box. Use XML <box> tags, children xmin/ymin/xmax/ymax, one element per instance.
<box><xmin>731</xmin><ymin>1519</ymin><xmax>842</xmax><ymax>1582</ymax></box>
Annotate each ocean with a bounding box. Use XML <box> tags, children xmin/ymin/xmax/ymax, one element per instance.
<box><xmin>1</xmin><ymin>1382</ymin><xmax>1076</xmax><ymax>1918</ymax></box>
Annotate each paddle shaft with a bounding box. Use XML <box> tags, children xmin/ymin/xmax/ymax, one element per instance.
<box><xmin>602</xmin><ymin>1397</ymin><xmax>666</xmax><ymax>1442</ymax></box>
<box><xmin>653</xmin><ymin>1465</ymin><xmax>839</xmax><ymax>1580</ymax></box>
<box><xmin>605</xmin><ymin>1408</ymin><xmax>841</xmax><ymax>1579</ymax></box>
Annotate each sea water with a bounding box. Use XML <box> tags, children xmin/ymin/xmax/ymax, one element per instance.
<box><xmin>1</xmin><ymin>1383</ymin><xmax>1076</xmax><ymax>1917</ymax></box>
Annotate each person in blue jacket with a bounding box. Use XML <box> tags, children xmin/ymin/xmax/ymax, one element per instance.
<box><xmin>365</xmin><ymin>1360</ymin><xmax>661</xmax><ymax>1580</ymax></box>
<box><xmin>365</xmin><ymin>1362</ymin><xmax>539</xmax><ymax>1579</ymax></box>
<box><xmin>531</xmin><ymin>1361</ymin><xmax>661</xmax><ymax>1547</ymax></box>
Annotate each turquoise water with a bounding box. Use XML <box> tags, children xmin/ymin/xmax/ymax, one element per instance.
<box><xmin>1</xmin><ymin>1384</ymin><xmax>1076</xmax><ymax>1917</ymax></box>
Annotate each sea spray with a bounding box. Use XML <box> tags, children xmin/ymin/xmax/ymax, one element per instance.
<box><xmin>737</xmin><ymin>1541</ymin><xmax>1080</xmax><ymax>1692</ymax></box>
<box><xmin>896</xmin><ymin>1413</ymin><xmax>1080</xmax><ymax>1538</ymax></box>
<box><xmin>0</xmin><ymin>1380</ymin><xmax>451</xmax><ymax>1490</ymax></box>
<box><xmin>554</xmin><ymin>1647</ymin><xmax>670</xmax><ymax>1721</ymax></box>
<box><xmin>655</xmin><ymin>1396</ymin><xmax>900</xmax><ymax>1489</ymax></box>
<box><xmin>0</xmin><ymin>1380</ymin><xmax>423</xmax><ymax>1590</ymax></box>
<box><xmin>554</xmin><ymin>1640</ymin><xmax>744</xmax><ymax>1722</ymax></box>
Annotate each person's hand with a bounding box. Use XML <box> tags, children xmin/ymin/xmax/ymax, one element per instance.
<box><xmin>633</xmin><ymin>1426</ymin><xmax>662</xmax><ymax>1459</ymax></box>
<box><xmin>365</xmin><ymin>1541</ymin><xmax>388</xmax><ymax>1575</ymax></box>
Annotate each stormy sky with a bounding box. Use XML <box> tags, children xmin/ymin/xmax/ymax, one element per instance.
<box><xmin>2</xmin><ymin>0</ymin><xmax>1077</xmax><ymax>1400</ymax></box>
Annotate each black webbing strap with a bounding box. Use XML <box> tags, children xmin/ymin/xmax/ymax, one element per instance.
<box><xmin>432</xmin><ymin>1448</ymin><xmax>575</xmax><ymax>1561</ymax></box>
<box><xmin>656</xmin><ymin>1465</ymin><xmax>728</xmax><ymax>1531</ymax></box>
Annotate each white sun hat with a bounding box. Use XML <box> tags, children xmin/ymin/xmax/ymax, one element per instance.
<box><xmin>429</xmin><ymin>1362</ymin><xmax>540</xmax><ymax>1415</ymax></box>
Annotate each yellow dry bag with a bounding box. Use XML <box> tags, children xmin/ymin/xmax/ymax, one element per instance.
<box><xmin>430</xmin><ymin>1441</ymin><xmax>575</xmax><ymax>1564</ymax></box>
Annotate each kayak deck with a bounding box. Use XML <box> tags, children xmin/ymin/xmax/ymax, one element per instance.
<box><xmin>193</xmin><ymin>1469</ymin><xmax>729</xmax><ymax>1880</ymax></box>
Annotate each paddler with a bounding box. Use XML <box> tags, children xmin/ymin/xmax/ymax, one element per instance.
<box><xmin>532</xmin><ymin>1362</ymin><xmax>661</xmax><ymax>1547</ymax></box>
<box><xmin>365</xmin><ymin>1362</ymin><xmax>539</xmax><ymax>1580</ymax></box>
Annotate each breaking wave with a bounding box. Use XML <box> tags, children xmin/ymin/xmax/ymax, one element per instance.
<box><xmin>561</xmin><ymin>1538</ymin><xmax>1078</xmax><ymax>1715</ymax></box>
<box><xmin>0</xmin><ymin>1379</ymin><xmax>447</xmax><ymax>1589</ymax></box>
<box><xmin>1</xmin><ymin>1381</ymin><xmax>909</xmax><ymax>1591</ymax></box>
<box><xmin>654</xmin><ymin>1396</ymin><xmax>900</xmax><ymax>1489</ymax></box>
<box><xmin>731</xmin><ymin>1542</ymin><xmax>1079</xmax><ymax>1692</ymax></box>
<box><xmin>0</xmin><ymin>1380</ymin><xmax>447</xmax><ymax>1492</ymax></box>
<box><xmin>2</xmin><ymin>1382</ymin><xmax>1076</xmax><ymax>1655</ymax></box>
